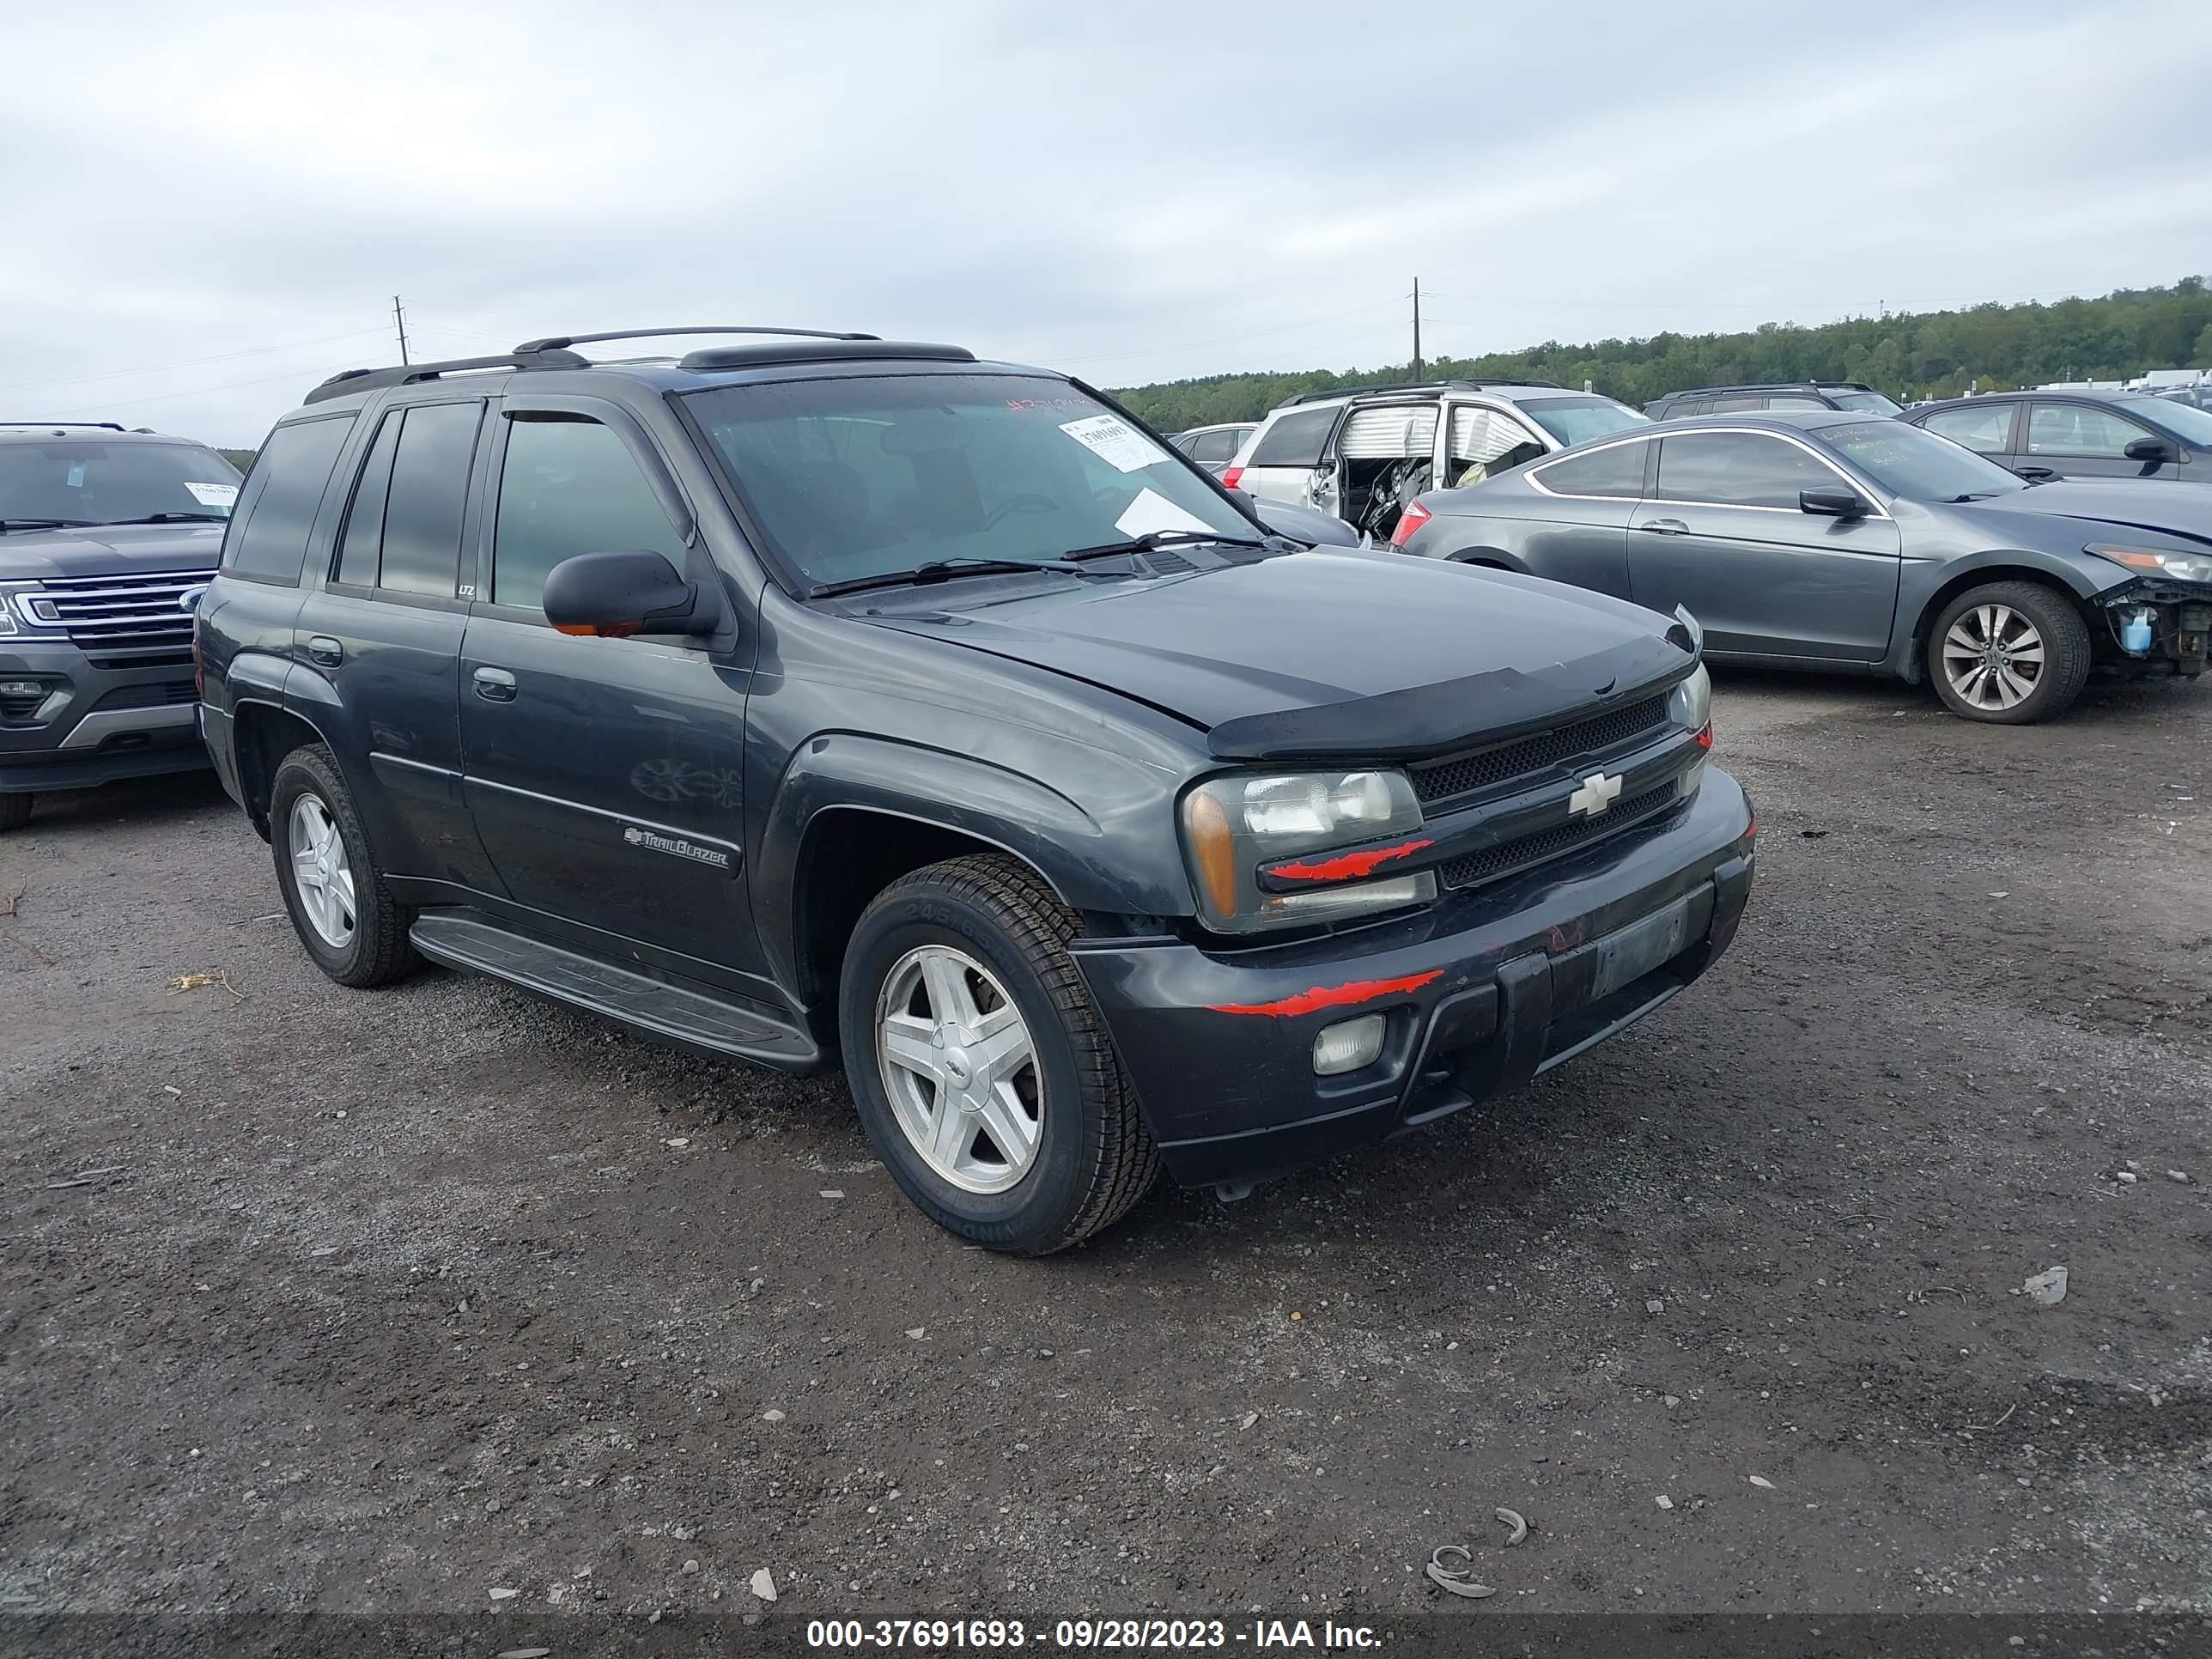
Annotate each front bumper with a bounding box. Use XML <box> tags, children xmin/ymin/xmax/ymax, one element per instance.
<box><xmin>1072</xmin><ymin>769</ymin><xmax>1755</xmax><ymax>1190</ymax></box>
<box><xmin>0</xmin><ymin>638</ymin><xmax>206</xmax><ymax>794</ymax></box>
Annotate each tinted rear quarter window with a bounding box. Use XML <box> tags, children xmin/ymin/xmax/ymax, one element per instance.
<box><xmin>1534</xmin><ymin>438</ymin><xmax>1649</xmax><ymax>498</ymax></box>
<box><xmin>1191</xmin><ymin>428</ymin><xmax>1239</xmax><ymax>465</ymax></box>
<box><xmin>1248</xmin><ymin>406</ymin><xmax>1338</xmax><ymax>466</ymax></box>
<box><xmin>1923</xmin><ymin>404</ymin><xmax>2014</xmax><ymax>453</ymax></box>
<box><xmin>222</xmin><ymin>415</ymin><xmax>357</xmax><ymax>584</ymax></box>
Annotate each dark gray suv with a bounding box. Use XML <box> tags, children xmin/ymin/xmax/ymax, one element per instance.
<box><xmin>0</xmin><ymin>422</ymin><xmax>241</xmax><ymax>830</ymax></box>
<box><xmin>196</xmin><ymin>326</ymin><xmax>1754</xmax><ymax>1253</ymax></box>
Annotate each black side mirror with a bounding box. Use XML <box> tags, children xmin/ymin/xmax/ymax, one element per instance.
<box><xmin>2124</xmin><ymin>436</ymin><xmax>2176</xmax><ymax>464</ymax></box>
<box><xmin>542</xmin><ymin>550</ymin><xmax>720</xmax><ymax>638</ymax></box>
<box><xmin>1800</xmin><ymin>486</ymin><xmax>1869</xmax><ymax>519</ymax></box>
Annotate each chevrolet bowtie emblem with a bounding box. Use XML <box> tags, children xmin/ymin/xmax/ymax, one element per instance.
<box><xmin>1569</xmin><ymin>771</ymin><xmax>1624</xmax><ymax>817</ymax></box>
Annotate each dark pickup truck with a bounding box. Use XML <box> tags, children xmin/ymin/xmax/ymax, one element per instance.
<box><xmin>1</xmin><ymin>422</ymin><xmax>240</xmax><ymax>830</ymax></box>
<box><xmin>196</xmin><ymin>327</ymin><xmax>1755</xmax><ymax>1253</ymax></box>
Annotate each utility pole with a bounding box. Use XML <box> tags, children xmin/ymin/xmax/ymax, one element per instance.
<box><xmin>1411</xmin><ymin>278</ymin><xmax>1424</xmax><ymax>382</ymax></box>
<box><xmin>392</xmin><ymin>295</ymin><xmax>411</xmax><ymax>365</ymax></box>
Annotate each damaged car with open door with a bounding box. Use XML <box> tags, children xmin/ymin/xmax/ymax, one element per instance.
<box><xmin>1223</xmin><ymin>380</ymin><xmax>1650</xmax><ymax>544</ymax></box>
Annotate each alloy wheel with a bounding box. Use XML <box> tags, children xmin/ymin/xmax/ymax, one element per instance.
<box><xmin>289</xmin><ymin>793</ymin><xmax>357</xmax><ymax>948</ymax></box>
<box><xmin>874</xmin><ymin>944</ymin><xmax>1043</xmax><ymax>1194</ymax></box>
<box><xmin>1941</xmin><ymin>603</ymin><xmax>2046</xmax><ymax>713</ymax></box>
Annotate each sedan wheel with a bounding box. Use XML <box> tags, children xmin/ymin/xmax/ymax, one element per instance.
<box><xmin>289</xmin><ymin>793</ymin><xmax>358</xmax><ymax>948</ymax></box>
<box><xmin>874</xmin><ymin>943</ymin><xmax>1043</xmax><ymax>1194</ymax></box>
<box><xmin>1941</xmin><ymin>602</ymin><xmax>2045</xmax><ymax>713</ymax></box>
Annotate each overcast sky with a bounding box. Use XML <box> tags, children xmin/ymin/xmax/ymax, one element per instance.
<box><xmin>5</xmin><ymin>0</ymin><xmax>2209</xmax><ymax>446</ymax></box>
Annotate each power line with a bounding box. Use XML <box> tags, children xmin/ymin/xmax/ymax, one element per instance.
<box><xmin>47</xmin><ymin>364</ymin><xmax>335</xmax><ymax>418</ymax></box>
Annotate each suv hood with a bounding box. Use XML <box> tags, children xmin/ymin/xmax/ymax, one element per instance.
<box><xmin>1964</xmin><ymin>480</ymin><xmax>2212</xmax><ymax>550</ymax></box>
<box><xmin>860</xmin><ymin>550</ymin><xmax>1694</xmax><ymax>761</ymax></box>
<box><xmin>0</xmin><ymin>521</ymin><xmax>225</xmax><ymax>580</ymax></box>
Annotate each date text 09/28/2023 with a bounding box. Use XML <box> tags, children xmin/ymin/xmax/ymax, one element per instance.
<box><xmin>804</xmin><ymin>1616</ymin><xmax>1385</xmax><ymax>1649</ymax></box>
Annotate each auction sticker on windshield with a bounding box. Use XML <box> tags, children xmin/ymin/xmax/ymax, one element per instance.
<box><xmin>1060</xmin><ymin>415</ymin><xmax>1165</xmax><ymax>473</ymax></box>
<box><xmin>185</xmin><ymin>483</ymin><xmax>240</xmax><ymax>508</ymax></box>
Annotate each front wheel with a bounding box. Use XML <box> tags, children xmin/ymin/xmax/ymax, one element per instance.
<box><xmin>1929</xmin><ymin>580</ymin><xmax>2092</xmax><ymax>723</ymax></box>
<box><xmin>838</xmin><ymin>854</ymin><xmax>1158</xmax><ymax>1254</ymax></box>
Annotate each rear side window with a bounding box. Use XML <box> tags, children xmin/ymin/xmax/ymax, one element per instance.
<box><xmin>335</xmin><ymin>401</ymin><xmax>483</xmax><ymax>597</ymax></box>
<box><xmin>1656</xmin><ymin>430</ymin><xmax>1844</xmax><ymax>508</ymax></box>
<box><xmin>1533</xmin><ymin>439</ymin><xmax>1649</xmax><ymax>498</ymax></box>
<box><xmin>1248</xmin><ymin>406</ymin><xmax>1337</xmax><ymax>466</ymax></box>
<box><xmin>1190</xmin><ymin>428</ymin><xmax>1240</xmax><ymax>465</ymax></box>
<box><xmin>1922</xmin><ymin>404</ymin><xmax>2014</xmax><ymax>453</ymax></box>
<box><xmin>492</xmin><ymin>416</ymin><xmax>686</xmax><ymax>611</ymax></box>
<box><xmin>222</xmin><ymin>415</ymin><xmax>356</xmax><ymax>584</ymax></box>
<box><xmin>1710</xmin><ymin>395</ymin><xmax>1768</xmax><ymax>412</ymax></box>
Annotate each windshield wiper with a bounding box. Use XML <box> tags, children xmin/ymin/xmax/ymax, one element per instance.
<box><xmin>0</xmin><ymin>517</ymin><xmax>97</xmax><ymax>532</ymax></box>
<box><xmin>1944</xmin><ymin>491</ymin><xmax>2008</xmax><ymax>502</ymax></box>
<box><xmin>809</xmin><ymin>557</ymin><xmax>1085</xmax><ymax>599</ymax></box>
<box><xmin>1060</xmin><ymin>529</ymin><xmax>1273</xmax><ymax>562</ymax></box>
<box><xmin>100</xmin><ymin>512</ymin><xmax>229</xmax><ymax>526</ymax></box>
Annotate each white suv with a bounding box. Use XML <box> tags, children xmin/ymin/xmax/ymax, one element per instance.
<box><xmin>1223</xmin><ymin>380</ymin><xmax>1649</xmax><ymax>542</ymax></box>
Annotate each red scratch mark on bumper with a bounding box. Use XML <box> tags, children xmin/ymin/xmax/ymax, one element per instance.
<box><xmin>1270</xmin><ymin>838</ymin><xmax>1435</xmax><ymax>882</ymax></box>
<box><xmin>1209</xmin><ymin>968</ymin><xmax>1443</xmax><ymax>1018</ymax></box>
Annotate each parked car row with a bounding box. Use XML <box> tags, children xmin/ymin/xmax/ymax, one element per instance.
<box><xmin>8</xmin><ymin>325</ymin><xmax>2208</xmax><ymax>1257</ymax></box>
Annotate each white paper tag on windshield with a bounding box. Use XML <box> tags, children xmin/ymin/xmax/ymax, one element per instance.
<box><xmin>1060</xmin><ymin>414</ymin><xmax>1164</xmax><ymax>474</ymax></box>
<box><xmin>1114</xmin><ymin>488</ymin><xmax>1212</xmax><ymax>539</ymax></box>
<box><xmin>185</xmin><ymin>482</ymin><xmax>239</xmax><ymax>507</ymax></box>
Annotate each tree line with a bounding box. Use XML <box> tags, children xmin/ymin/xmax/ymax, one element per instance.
<box><xmin>1109</xmin><ymin>276</ymin><xmax>2212</xmax><ymax>433</ymax></box>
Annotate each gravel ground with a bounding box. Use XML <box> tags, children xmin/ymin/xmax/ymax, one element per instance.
<box><xmin>1</xmin><ymin>670</ymin><xmax>2208</xmax><ymax>1640</ymax></box>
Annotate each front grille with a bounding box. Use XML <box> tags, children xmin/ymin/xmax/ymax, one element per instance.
<box><xmin>1411</xmin><ymin>696</ymin><xmax>1668</xmax><ymax>805</ymax></box>
<box><xmin>90</xmin><ymin>681</ymin><xmax>199</xmax><ymax>713</ymax></box>
<box><xmin>1439</xmin><ymin>783</ymin><xmax>1680</xmax><ymax>890</ymax></box>
<box><xmin>24</xmin><ymin>569</ymin><xmax>204</xmax><ymax>667</ymax></box>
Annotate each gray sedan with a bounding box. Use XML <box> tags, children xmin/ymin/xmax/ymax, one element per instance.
<box><xmin>1390</xmin><ymin>410</ymin><xmax>2212</xmax><ymax>721</ymax></box>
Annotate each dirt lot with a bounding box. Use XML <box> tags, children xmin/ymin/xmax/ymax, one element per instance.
<box><xmin>3</xmin><ymin>672</ymin><xmax>2209</xmax><ymax>1643</ymax></box>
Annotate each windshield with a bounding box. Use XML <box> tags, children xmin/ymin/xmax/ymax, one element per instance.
<box><xmin>685</xmin><ymin>374</ymin><xmax>1259</xmax><ymax>586</ymax></box>
<box><xmin>1829</xmin><ymin>390</ymin><xmax>1903</xmax><ymax>416</ymax></box>
<box><xmin>2142</xmin><ymin>396</ymin><xmax>2212</xmax><ymax>447</ymax></box>
<box><xmin>0</xmin><ymin>440</ymin><xmax>240</xmax><ymax>527</ymax></box>
<box><xmin>1821</xmin><ymin>419</ymin><xmax>2028</xmax><ymax>501</ymax></box>
<box><xmin>1516</xmin><ymin>396</ymin><xmax>1650</xmax><ymax>447</ymax></box>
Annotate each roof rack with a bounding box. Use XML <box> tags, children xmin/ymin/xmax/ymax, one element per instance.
<box><xmin>1</xmin><ymin>421</ymin><xmax>127</xmax><ymax>432</ymax></box>
<box><xmin>1285</xmin><ymin>377</ymin><xmax>1563</xmax><ymax>405</ymax></box>
<box><xmin>304</xmin><ymin>347</ymin><xmax>591</xmax><ymax>405</ymax></box>
<box><xmin>1660</xmin><ymin>380</ymin><xmax>1875</xmax><ymax>398</ymax></box>
<box><xmin>514</xmin><ymin>326</ymin><xmax>880</xmax><ymax>352</ymax></box>
<box><xmin>305</xmin><ymin>327</ymin><xmax>891</xmax><ymax>406</ymax></box>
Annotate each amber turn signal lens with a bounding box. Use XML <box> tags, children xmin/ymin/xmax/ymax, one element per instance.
<box><xmin>1184</xmin><ymin>788</ymin><xmax>1238</xmax><ymax>919</ymax></box>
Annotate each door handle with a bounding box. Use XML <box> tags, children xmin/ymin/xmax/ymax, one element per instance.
<box><xmin>306</xmin><ymin>635</ymin><xmax>342</xmax><ymax>665</ymax></box>
<box><xmin>1638</xmin><ymin>518</ymin><xmax>1690</xmax><ymax>536</ymax></box>
<box><xmin>472</xmin><ymin>666</ymin><xmax>517</xmax><ymax>702</ymax></box>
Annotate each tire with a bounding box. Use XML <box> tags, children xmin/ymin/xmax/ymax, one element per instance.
<box><xmin>838</xmin><ymin>853</ymin><xmax>1158</xmax><ymax>1254</ymax></box>
<box><xmin>268</xmin><ymin>744</ymin><xmax>417</xmax><ymax>988</ymax></box>
<box><xmin>1929</xmin><ymin>580</ymin><xmax>2092</xmax><ymax>724</ymax></box>
<box><xmin>0</xmin><ymin>793</ymin><xmax>30</xmax><ymax>833</ymax></box>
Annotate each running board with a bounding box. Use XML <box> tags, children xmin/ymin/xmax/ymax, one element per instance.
<box><xmin>409</xmin><ymin>913</ymin><xmax>819</xmax><ymax>1067</ymax></box>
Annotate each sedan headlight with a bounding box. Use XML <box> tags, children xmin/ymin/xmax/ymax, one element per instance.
<box><xmin>1181</xmin><ymin>769</ymin><xmax>1435</xmax><ymax>934</ymax></box>
<box><xmin>2088</xmin><ymin>544</ymin><xmax>2212</xmax><ymax>584</ymax></box>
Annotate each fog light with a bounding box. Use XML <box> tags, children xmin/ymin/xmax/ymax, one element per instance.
<box><xmin>0</xmin><ymin>679</ymin><xmax>45</xmax><ymax>698</ymax></box>
<box><xmin>1312</xmin><ymin>1012</ymin><xmax>1386</xmax><ymax>1076</ymax></box>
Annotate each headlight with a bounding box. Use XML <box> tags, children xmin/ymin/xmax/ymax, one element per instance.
<box><xmin>2088</xmin><ymin>544</ymin><xmax>2212</xmax><ymax>584</ymax></box>
<box><xmin>1667</xmin><ymin>664</ymin><xmax>1711</xmax><ymax>734</ymax></box>
<box><xmin>1181</xmin><ymin>769</ymin><xmax>1435</xmax><ymax>934</ymax></box>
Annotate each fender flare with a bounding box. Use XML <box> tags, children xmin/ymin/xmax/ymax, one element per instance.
<box><xmin>756</xmin><ymin>732</ymin><xmax>1191</xmax><ymax>986</ymax></box>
